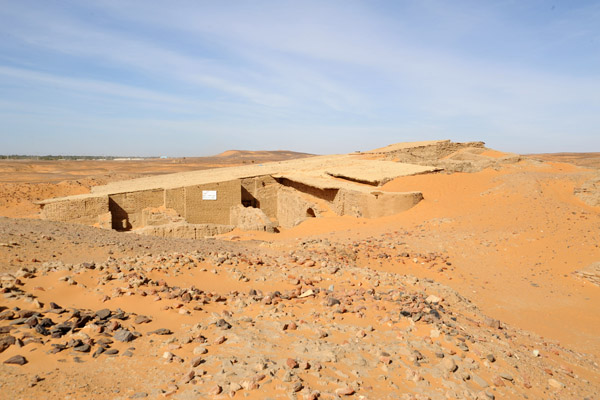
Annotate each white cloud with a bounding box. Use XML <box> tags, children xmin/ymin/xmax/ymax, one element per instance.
<box><xmin>0</xmin><ymin>0</ymin><xmax>598</xmax><ymax>154</ymax></box>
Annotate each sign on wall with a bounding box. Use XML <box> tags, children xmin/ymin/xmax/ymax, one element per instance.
<box><xmin>202</xmin><ymin>190</ymin><xmax>217</xmax><ymax>200</ymax></box>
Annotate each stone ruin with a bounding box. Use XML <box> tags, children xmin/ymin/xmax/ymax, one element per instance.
<box><xmin>37</xmin><ymin>140</ymin><xmax>520</xmax><ymax>238</ymax></box>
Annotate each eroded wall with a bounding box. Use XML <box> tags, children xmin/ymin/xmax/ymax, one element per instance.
<box><xmin>109</xmin><ymin>189</ymin><xmax>164</xmax><ymax>230</ymax></box>
<box><xmin>41</xmin><ymin>196</ymin><xmax>110</xmax><ymax>227</ymax></box>
<box><xmin>241</xmin><ymin>176</ymin><xmax>279</xmax><ymax>220</ymax></box>
<box><xmin>230</xmin><ymin>204</ymin><xmax>275</xmax><ymax>232</ymax></box>
<box><xmin>165</xmin><ymin>187</ymin><xmax>185</xmax><ymax>217</ymax></box>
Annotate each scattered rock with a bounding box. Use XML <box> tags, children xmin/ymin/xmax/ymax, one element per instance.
<box><xmin>441</xmin><ymin>357</ymin><xmax>457</xmax><ymax>373</ymax></box>
<box><xmin>148</xmin><ymin>328</ymin><xmax>172</xmax><ymax>335</ymax></box>
<box><xmin>113</xmin><ymin>328</ymin><xmax>135</xmax><ymax>342</ymax></box>
<box><xmin>548</xmin><ymin>378</ymin><xmax>565</xmax><ymax>389</ymax></box>
<box><xmin>4</xmin><ymin>355</ymin><xmax>27</xmax><ymax>365</ymax></box>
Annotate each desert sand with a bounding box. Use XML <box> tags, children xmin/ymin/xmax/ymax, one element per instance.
<box><xmin>0</xmin><ymin>148</ymin><xmax>599</xmax><ymax>400</ymax></box>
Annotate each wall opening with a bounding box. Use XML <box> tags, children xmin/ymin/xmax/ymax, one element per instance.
<box><xmin>109</xmin><ymin>197</ymin><xmax>131</xmax><ymax>231</ymax></box>
<box><xmin>306</xmin><ymin>208</ymin><xmax>316</xmax><ymax>217</ymax></box>
<box><xmin>241</xmin><ymin>186</ymin><xmax>260</xmax><ymax>208</ymax></box>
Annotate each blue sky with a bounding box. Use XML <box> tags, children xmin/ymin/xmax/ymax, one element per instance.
<box><xmin>1</xmin><ymin>0</ymin><xmax>599</xmax><ymax>156</ymax></box>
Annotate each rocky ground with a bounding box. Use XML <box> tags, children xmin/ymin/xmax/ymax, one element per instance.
<box><xmin>1</xmin><ymin>217</ymin><xmax>599</xmax><ymax>399</ymax></box>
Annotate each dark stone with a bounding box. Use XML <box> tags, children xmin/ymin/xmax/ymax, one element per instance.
<box><xmin>49</xmin><ymin>302</ymin><xmax>62</xmax><ymax>310</ymax></box>
<box><xmin>18</xmin><ymin>310</ymin><xmax>37</xmax><ymax>319</ymax></box>
<box><xmin>74</xmin><ymin>344</ymin><xmax>91</xmax><ymax>352</ymax></box>
<box><xmin>67</xmin><ymin>339</ymin><xmax>83</xmax><ymax>348</ymax></box>
<box><xmin>4</xmin><ymin>355</ymin><xmax>27</xmax><ymax>365</ymax></box>
<box><xmin>50</xmin><ymin>343</ymin><xmax>67</xmax><ymax>353</ymax></box>
<box><xmin>35</xmin><ymin>325</ymin><xmax>50</xmax><ymax>336</ymax></box>
<box><xmin>112</xmin><ymin>309</ymin><xmax>127</xmax><ymax>320</ymax></box>
<box><xmin>93</xmin><ymin>347</ymin><xmax>105</xmax><ymax>358</ymax></box>
<box><xmin>95</xmin><ymin>309</ymin><xmax>112</xmax><ymax>320</ymax></box>
<box><xmin>114</xmin><ymin>328</ymin><xmax>135</xmax><ymax>342</ymax></box>
<box><xmin>149</xmin><ymin>328</ymin><xmax>172</xmax><ymax>335</ymax></box>
<box><xmin>0</xmin><ymin>310</ymin><xmax>15</xmax><ymax>320</ymax></box>
<box><xmin>50</xmin><ymin>323</ymin><xmax>72</xmax><ymax>338</ymax></box>
<box><xmin>134</xmin><ymin>315</ymin><xmax>152</xmax><ymax>324</ymax></box>
<box><xmin>122</xmin><ymin>350</ymin><xmax>134</xmax><ymax>357</ymax></box>
<box><xmin>215</xmin><ymin>319</ymin><xmax>231</xmax><ymax>330</ymax></box>
<box><xmin>39</xmin><ymin>318</ymin><xmax>55</xmax><ymax>327</ymax></box>
<box><xmin>104</xmin><ymin>349</ymin><xmax>119</xmax><ymax>355</ymax></box>
<box><xmin>74</xmin><ymin>314</ymin><xmax>93</xmax><ymax>328</ymax></box>
<box><xmin>0</xmin><ymin>336</ymin><xmax>16</xmax><ymax>353</ymax></box>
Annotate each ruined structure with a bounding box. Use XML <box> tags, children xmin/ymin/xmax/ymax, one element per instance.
<box><xmin>38</xmin><ymin>140</ymin><xmax>517</xmax><ymax>238</ymax></box>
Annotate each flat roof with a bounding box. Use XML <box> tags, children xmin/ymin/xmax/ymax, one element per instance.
<box><xmin>39</xmin><ymin>143</ymin><xmax>446</xmax><ymax>204</ymax></box>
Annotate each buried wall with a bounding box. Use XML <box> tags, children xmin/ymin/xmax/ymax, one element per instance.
<box><xmin>274</xmin><ymin>177</ymin><xmax>424</xmax><ymax>226</ymax></box>
<box><xmin>277</xmin><ymin>187</ymin><xmax>321</xmax><ymax>228</ymax></box>
<box><xmin>275</xmin><ymin>178</ymin><xmax>339</xmax><ymax>228</ymax></box>
<box><xmin>333</xmin><ymin>189</ymin><xmax>423</xmax><ymax>218</ymax></box>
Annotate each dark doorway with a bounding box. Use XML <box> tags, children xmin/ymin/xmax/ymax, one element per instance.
<box><xmin>109</xmin><ymin>197</ymin><xmax>131</xmax><ymax>231</ymax></box>
<box><xmin>306</xmin><ymin>208</ymin><xmax>316</xmax><ymax>217</ymax></box>
<box><xmin>241</xmin><ymin>186</ymin><xmax>260</xmax><ymax>208</ymax></box>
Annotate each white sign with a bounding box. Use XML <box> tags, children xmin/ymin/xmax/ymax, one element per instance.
<box><xmin>202</xmin><ymin>190</ymin><xmax>217</xmax><ymax>200</ymax></box>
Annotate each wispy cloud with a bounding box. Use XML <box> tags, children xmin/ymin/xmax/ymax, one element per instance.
<box><xmin>0</xmin><ymin>0</ymin><xmax>598</xmax><ymax>155</ymax></box>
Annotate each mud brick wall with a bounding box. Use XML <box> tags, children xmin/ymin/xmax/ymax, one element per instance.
<box><xmin>41</xmin><ymin>196</ymin><xmax>109</xmax><ymax>226</ymax></box>
<box><xmin>109</xmin><ymin>189</ymin><xmax>164</xmax><ymax>230</ymax></box>
<box><xmin>165</xmin><ymin>187</ymin><xmax>185</xmax><ymax>217</ymax></box>
<box><xmin>241</xmin><ymin>176</ymin><xmax>279</xmax><ymax>220</ymax></box>
<box><xmin>184</xmin><ymin>180</ymin><xmax>241</xmax><ymax>225</ymax></box>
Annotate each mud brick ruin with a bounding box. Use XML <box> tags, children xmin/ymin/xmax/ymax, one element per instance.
<box><xmin>38</xmin><ymin>140</ymin><xmax>519</xmax><ymax>238</ymax></box>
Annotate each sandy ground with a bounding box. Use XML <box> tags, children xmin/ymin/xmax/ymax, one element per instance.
<box><xmin>527</xmin><ymin>152</ymin><xmax>600</xmax><ymax>169</ymax></box>
<box><xmin>0</xmin><ymin>151</ymin><xmax>599</xmax><ymax>399</ymax></box>
<box><xmin>231</xmin><ymin>160</ymin><xmax>600</xmax><ymax>355</ymax></box>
